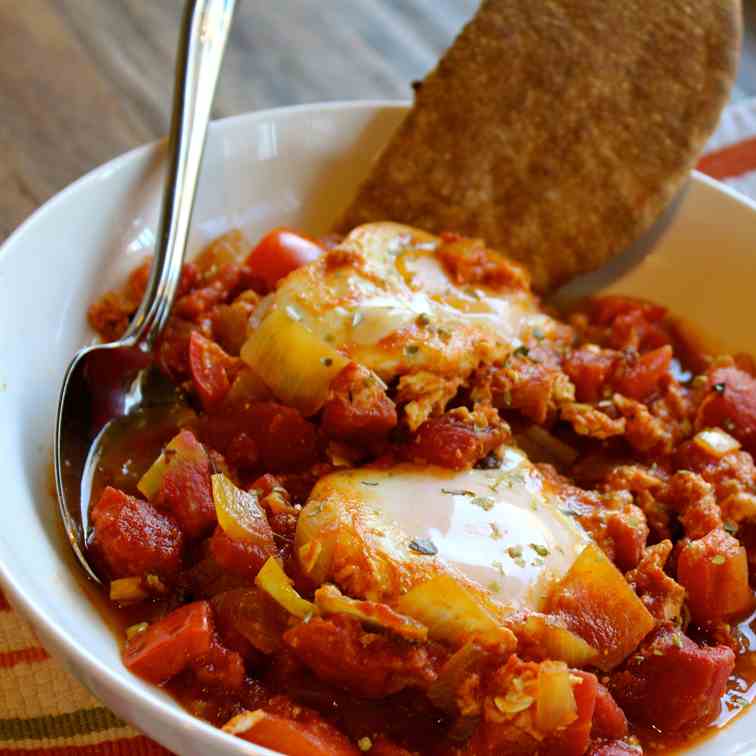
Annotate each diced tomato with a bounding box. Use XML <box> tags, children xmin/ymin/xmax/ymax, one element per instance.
<box><xmin>157</xmin><ymin>430</ymin><xmax>217</xmax><ymax>538</ymax></box>
<box><xmin>613</xmin><ymin>345</ymin><xmax>673</xmax><ymax>401</ymax></box>
<box><xmin>610</xmin><ymin>623</ymin><xmax>735</xmax><ymax>732</ymax></box>
<box><xmin>542</xmin><ymin>670</ymin><xmax>597</xmax><ymax>756</ymax></box>
<box><xmin>188</xmin><ymin>331</ymin><xmax>236</xmax><ymax>409</ymax></box>
<box><xmin>211</xmin><ymin>588</ymin><xmax>286</xmax><ymax>657</ymax></box>
<box><xmin>156</xmin><ymin>318</ymin><xmax>201</xmax><ymax>380</ymax></box>
<box><xmin>321</xmin><ymin>363</ymin><xmax>397</xmax><ymax>445</ymax></box>
<box><xmin>174</xmin><ymin>263</ymin><xmax>244</xmax><ymax>321</ymax></box>
<box><xmin>591</xmin><ymin>683</ymin><xmax>628</xmax><ymax>740</ymax></box>
<box><xmin>283</xmin><ymin>616</ymin><xmax>437</xmax><ymax>698</ymax></box>
<box><xmin>123</xmin><ymin>601</ymin><xmax>214</xmax><ymax>685</ymax></box>
<box><xmin>592</xmin><ymin>296</ymin><xmax>667</xmax><ymax>327</ymax></box>
<box><xmin>605</xmin><ymin>509</ymin><xmax>647</xmax><ymax>572</ymax></box>
<box><xmin>563</xmin><ymin>348</ymin><xmax>618</xmax><ymax>403</ymax></box>
<box><xmin>506</xmin><ymin>358</ymin><xmax>564</xmax><ymax>424</ymax></box>
<box><xmin>199</xmin><ymin>401</ymin><xmax>319</xmax><ymax>472</ymax></box>
<box><xmin>209</xmin><ymin>525</ymin><xmax>276</xmax><ymax>581</ymax></box>
<box><xmin>676</xmin><ymin>527</ymin><xmax>754</xmax><ymax>623</ymax></box>
<box><xmin>245</xmin><ymin>229</ymin><xmax>324</xmax><ymax>291</ymax></box>
<box><xmin>696</xmin><ymin>365</ymin><xmax>756</xmax><ymax>454</ymax></box>
<box><xmin>588</xmin><ymin>296</ymin><xmax>670</xmax><ymax>352</ymax></box>
<box><xmin>191</xmin><ymin>641</ymin><xmax>245</xmax><ymax>691</ymax></box>
<box><xmin>407</xmin><ymin>408</ymin><xmax>508</xmax><ymax>470</ymax></box>
<box><xmin>90</xmin><ymin>487</ymin><xmax>183</xmax><ymax>579</ymax></box>
<box><xmin>230</xmin><ymin>696</ymin><xmax>358</xmax><ymax>756</ymax></box>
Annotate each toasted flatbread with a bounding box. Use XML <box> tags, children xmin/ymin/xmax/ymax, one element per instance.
<box><xmin>337</xmin><ymin>0</ymin><xmax>741</xmax><ymax>292</ymax></box>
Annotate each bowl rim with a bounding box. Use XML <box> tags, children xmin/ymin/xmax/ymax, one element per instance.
<box><xmin>2</xmin><ymin>97</ymin><xmax>756</xmax><ymax>754</ymax></box>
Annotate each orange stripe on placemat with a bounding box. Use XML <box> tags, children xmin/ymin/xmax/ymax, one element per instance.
<box><xmin>698</xmin><ymin>136</ymin><xmax>756</xmax><ymax>180</ymax></box>
<box><xmin>0</xmin><ymin>736</ymin><xmax>172</xmax><ymax>755</ymax></box>
<box><xmin>0</xmin><ymin>646</ymin><xmax>48</xmax><ymax>668</ymax></box>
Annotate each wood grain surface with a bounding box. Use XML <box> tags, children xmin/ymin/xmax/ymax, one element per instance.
<box><xmin>1</xmin><ymin>0</ymin><xmax>753</xmax><ymax>241</ymax></box>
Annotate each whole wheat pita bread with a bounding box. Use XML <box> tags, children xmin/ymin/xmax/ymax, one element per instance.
<box><xmin>337</xmin><ymin>0</ymin><xmax>741</xmax><ymax>292</ymax></box>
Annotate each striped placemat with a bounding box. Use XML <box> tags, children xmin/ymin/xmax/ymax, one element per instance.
<box><xmin>4</xmin><ymin>97</ymin><xmax>756</xmax><ymax>755</ymax></box>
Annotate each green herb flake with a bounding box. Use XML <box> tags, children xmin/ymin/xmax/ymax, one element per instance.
<box><xmin>487</xmin><ymin>580</ymin><xmax>502</xmax><ymax>593</ymax></box>
<box><xmin>442</xmin><ymin>488</ymin><xmax>476</xmax><ymax>497</ymax></box>
<box><xmin>711</xmin><ymin>554</ymin><xmax>726</xmax><ymax>566</ymax></box>
<box><xmin>320</xmin><ymin>356</ymin><xmax>333</xmax><ymax>367</ymax></box>
<box><xmin>489</xmin><ymin>523</ymin><xmax>503</xmax><ymax>540</ymax></box>
<box><xmin>472</xmin><ymin>496</ymin><xmax>495</xmax><ymax>511</ymax></box>
<box><xmin>529</xmin><ymin>543</ymin><xmax>549</xmax><ymax>558</ymax></box>
<box><xmin>713</xmin><ymin>382</ymin><xmax>726</xmax><ymax>395</ymax></box>
<box><xmin>492</xmin><ymin>560</ymin><xmax>506</xmax><ymax>576</ymax></box>
<box><xmin>724</xmin><ymin>521</ymin><xmax>739</xmax><ymax>535</ymax></box>
<box><xmin>513</xmin><ymin>345</ymin><xmax>530</xmax><ymax>358</ymax></box>
<box><xmin>416</xmin><ymin>313</ymin><xmax>431</xmax><ymax>327</ymax></box>
<box><xmin>409</xmin><ymin>538</ymin><xmax>438</xmax><ymax>556</ymax></box>
<box><xmin>507</xmin><ymin>545</ymin><xmax>523</xmax><ymax>559</ymax></box>
<box><xmin>361</xmin><ymin>481</ymin><xmax>379</xmax><ymax>487</ymax></box>
<box><xmin>405</xmin><ymin>344</ymin><xmax>420</xmax><ymax>356</ymax></box>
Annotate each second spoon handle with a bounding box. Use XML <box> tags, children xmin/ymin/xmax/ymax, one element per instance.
<box><xmin>126</xmin><ymin>0</ymin><xmax>236</xmax><ymax>350</ymax></box>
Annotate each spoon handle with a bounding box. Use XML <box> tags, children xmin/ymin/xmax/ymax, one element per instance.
<box><xmin>125</xmin><ymin>0</ymin><xmax>236</xmax><ymax>350</ymax></box>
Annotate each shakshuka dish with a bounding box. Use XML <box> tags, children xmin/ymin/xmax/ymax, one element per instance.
<box><xmin>85</xmin><ymin>222</ymin><xmax>756</xmax><ymax>755</ymax></box>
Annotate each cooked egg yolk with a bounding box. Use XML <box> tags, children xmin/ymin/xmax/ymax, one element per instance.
<box><xmin>295</xmin><ymin>447</ymin><xmax>589</xmax><ymax>614</ymax></box>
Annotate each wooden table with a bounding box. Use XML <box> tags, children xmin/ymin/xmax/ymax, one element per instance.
<box><xmin>2</xmin><ymin>0</ymin><xmax>755</xmax><ymax>241</ymax></box>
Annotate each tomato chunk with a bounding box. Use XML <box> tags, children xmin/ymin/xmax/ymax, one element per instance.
<box><xmin>610</xmin><ymin>623</ymin><xmax>734</xmax><ymax>732</ymax></box>
<box><xmin>209</xmin><ymin>525</ymin><xmax>276</xmax><ymax>581</ymax></box>
<box><xmin>123</xmin><ymin>601</ymin><xmax>214</xmax><ymax>685</ymax></box>
<box><xmin>156</xmin><ymin>430</ymin><xmax>216</xmax><ymax>538</ymax></box>
<box><xmin>696</xmin><ymin>365</ymin><xmax>756</xmax><ymax>454</ymax></box>
<box><xmin>592</xmin><ymin>683</ymin><xmax>628</xmax><ymax>740</ymax></box>
<box><xmin>191</xmin><ymin>640</ymin><xmax>245</xmax><ymax>691</ymax></box>
<box><xmin>563</xmin><ymin>347</ymin><xmax>618</xmax><ymax>403</ymax></box>
<box><xmin>188</xmin><ymin>331</ymin><xmax>235</xmax><ymax>409</ymax></box>
<box><xmin>676</xmin><ymin>527</ymin><xmax>754</xmax><ymax>623</ymax></box>
<box><xmin>321</xmin><ymin>363</ymin><xmax>397</xmax><ymax>445</ymax></box>
<box><xmin>90</xmin><ymin>487</ymin><xmax>183</xmax><ymax>579</ymax></box>
<box><xmin>226</xmin><ymin>696</ymin><xmax>358</xmax><ymax>756</ymax></box>
<box><xmin>245</xmin><ymin>228</ymin><xmax>324</xmax><ymax>291</ymax></box>
<box><xmin>613</xmin><ymin>345</ymin><xmax>672</xmax><ymax>401</ymax></box>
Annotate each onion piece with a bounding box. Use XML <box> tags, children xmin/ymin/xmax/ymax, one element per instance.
<box><xmin>110</xmin><ymin>577</ymin><xmax>147</xmax><ymax>603</ymax></box>
<box><xmin>693</xmin><ymin>428</ymin><xmax>740</xmax><ymax>458</ymax></box>
<box><xmin>211</xmin><ymin>473</ymin><xmax>269</xmax><ymax>543</ymax></box>
<box><xmin>255</xmin><ymin>557</ymin><xmax>317</xmax><ymax>620</ymax></box>
<box><xmin>510</xmin><ymin>613</ymin><xmax>597</xmax><ymax>667</ymax></box>
<box><xmin>395</xmin><ymin>575</ymin><xmax>516</xmax><ymax>650</ymax></box>
<box><xmin>314</xmin><ymin>584</ymin><xmax>427</xmax><ymax>642</ymax></box>
<box><xmin>240</xmin><ymin>306</ymin><xmax>349</xmax><ymax>416</ymax></box>
<box><xmin>535</xmin><ymin>661</ymin><xmax>578</xmax><ymax>732</ymax></box>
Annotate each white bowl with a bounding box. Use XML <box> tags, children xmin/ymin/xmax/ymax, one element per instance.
<box><xmin>1</xmin><ymin>101</ymin><xmax>755</xmax><ymax>756</ymax></box>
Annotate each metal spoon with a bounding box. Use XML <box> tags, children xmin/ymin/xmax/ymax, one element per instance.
<box><xmin>54</xmin><ymin>0</ymin><xmax>236</xmax><ymax>583</ymax></box>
